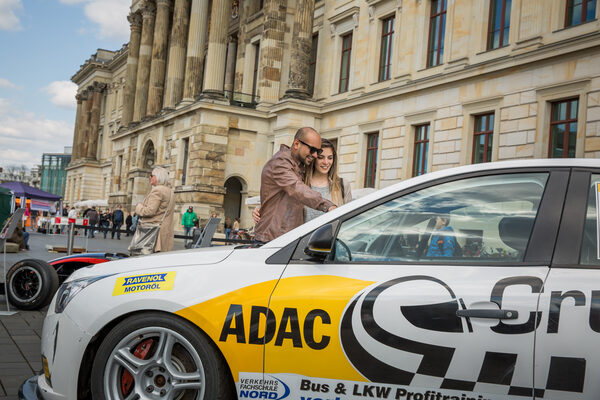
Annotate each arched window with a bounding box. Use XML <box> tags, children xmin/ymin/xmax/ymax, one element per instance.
<box><xmin>142</xmin><ymin>141</ymin><xmax>155</xmax><ymax>169</ymax></box>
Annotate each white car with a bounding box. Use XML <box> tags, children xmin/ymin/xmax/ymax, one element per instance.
<box><xmin>20</xmin><ymin>159</ymin><xmax>600</xmax><ymax>400</ymax></box>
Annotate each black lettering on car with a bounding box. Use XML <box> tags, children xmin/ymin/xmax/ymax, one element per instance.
<box><xmin>275</xmin><ymin>307</ymin><xmax>302</xmax><ymax>347</ymax></box>
<box><xmin>220</xmin><ymin>304</ymin><xmax>331</xmax><ymax>349</ymax></box>
<box><xmin>248</xmin><ymin>306</ymin><xmax>276</xmax><ymax>345</ymax></box>
<box><xmin>490</xmin><ymin>276</ymin><xmax>543</xmax><ymax>335</ymax></box>
<box><xmin>303</xmin><ymin>309</ymin><xmax>331</xmax><ymax>350</ymax></box>
<box><xmin>220</xmin><ymin>304</ymin><xmax>246</xmax><ymax>343</ymax></box>
<box><xmin>547</xmin><ymin>290</ymin><xmax>586</xmax><ymax>333</ymax></box>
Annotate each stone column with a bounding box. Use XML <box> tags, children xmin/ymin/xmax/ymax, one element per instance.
<box><xmin>164</xmin><ymin>0</ymin><xmax>191</xmax><ymax>108</ymax></box>
<box><xmin>284</xmin><ymin>0</ymin><xmax>315</xmax><ymax>99</ymax></box>
<box><xmin>121</xmin><ymin>12</ymin><xmax>142</xmax><ymax>127</ymax></box>
<box><xmin>133</xmin><ymin>3</ymin><xmax>156</xmax><ymax>122</ymax></box>
<box><xmin>87</xmin><ymin>82</ymin><xmax>106</xmax><ymax>160</ymax></box>
<box><xmin>224</xmin><ymin>35</ymin><xmax>237</xmax><ymax>93</ymax></box>
<box><xmin>146</xmin><ymin>0</ymin><xmax>172</xmax><ymax>116</ymax></box>
<box><xmin>79</xmin><ymin>91</ymin><xmax>92</xmax><ymax>161</ymax></box>
<box><xmin>182</xmin><ymin>0</ymin><xmax>210</xmax><ymax>102</ymax></box>
<box><xmin>257</xmin><ymin>0</ymin><xmax>287</xmax><ymax>104</ymax></box>
<box><xmin>233</xmin><ymin>0</ymin><xmax>250</xmax><ymax>93</ymax></box>
<box><xmin>71</xmin><ymin>94</ymin><xmax>83</xmax><ymax>160</ymax></box>
<box><xmin>201</xmin><ymin>0</ymin><xmax>233</xmax><ymax>99</ymax></box>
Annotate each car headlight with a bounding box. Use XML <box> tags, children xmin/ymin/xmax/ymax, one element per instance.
<box><xmin>55</xmin><ymin>275</ymin><xmax>114</xmax><ymax>313</ymax></box>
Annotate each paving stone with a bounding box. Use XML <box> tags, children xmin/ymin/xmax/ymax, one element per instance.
<box><xmin>4</xmin><ymin>329</ymin><xmax>37</xmax><ymax>337</ymax></box>
<box><xmin>0</xmin><ymin>362</ymin><xmax>33</xmax><ymax>376</ymax></box>
<box><xmin>11</xmin><ymin>336</ymin><xmax>39</xmax><ymax>345</ymax></box>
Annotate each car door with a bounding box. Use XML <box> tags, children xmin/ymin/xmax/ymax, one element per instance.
<box><xmin>534</xmin><ymin>169</ymin><xmax>600</xmax><ymax>400</ymax></box>
<box><xmin>262</xmin><ymin>169</ymin><xmax>568</xmax><ymax>400</ymax></box>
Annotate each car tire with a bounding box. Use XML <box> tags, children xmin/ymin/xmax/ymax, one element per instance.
<box><xmin>91</xmin><ymin>312</ymin><xmax>235</xmax><ymax>400</ymax></box>
<box><xmin>6</xmin><ymin>259</ymin><xmax>59</xmax><ymax>310</ymax></box>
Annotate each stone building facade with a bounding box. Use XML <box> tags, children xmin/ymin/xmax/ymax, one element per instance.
<box><xmin>66</xmin><ymin>0</ymin><xmax>600</xmax><ymax>229</ymax></box>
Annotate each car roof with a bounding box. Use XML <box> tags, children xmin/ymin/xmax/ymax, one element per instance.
<box><xmin>263</xmin><ymin>158</ymin><xmax>600</xmax><ymax>249</ymax></box>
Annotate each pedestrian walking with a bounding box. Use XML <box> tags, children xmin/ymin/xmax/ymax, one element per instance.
<box><xmin>181</xmin><ymin>206</ymin><xmax>198</xmax><ymax>247</ymax></box>
<box><xmin>224</xmin><ymin>217</ymin><xmax>232</xmax><ymax>239</ymax></box>
<box><xmin>131</xmin><ymin>212</ymin><xmax>139</xmax><ymax>232</ymax></box>
<box><xmin>111</xmin><ymin>205</ymin><xmax>124</xmax><ymax>239</ymax></box>
<box><xmin>87</xmin><ymin>207</ymin><xmax>99</xmax><ymax>238</ymax></box>
<box><xmin>125</xmin><ymin>212</ymin><xmax>133</xmax><ymax>236</ymax></box>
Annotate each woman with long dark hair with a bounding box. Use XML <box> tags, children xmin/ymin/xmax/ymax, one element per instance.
<box><xmin>302</xmin><ymin>138</ymin><xmax>352</xmax><ymax>221</ymax></box>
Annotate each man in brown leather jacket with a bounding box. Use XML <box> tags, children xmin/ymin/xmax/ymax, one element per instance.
<box><xmin>254</xmin><ymin>127</ymin><xmax>336</xmax><ymax>242</ymax></box>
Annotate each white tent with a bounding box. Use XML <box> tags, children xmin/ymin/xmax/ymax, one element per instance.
<box><xmin>73</xmin><ymin>199</ymin><xmax>109</xmax><ymax>208</ymax></box>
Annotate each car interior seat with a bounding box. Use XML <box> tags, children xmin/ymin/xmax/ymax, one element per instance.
<box><xmin>498</xmin><ymin>216</ymin><xmax>534</xmax><ymax>257</ymax></box>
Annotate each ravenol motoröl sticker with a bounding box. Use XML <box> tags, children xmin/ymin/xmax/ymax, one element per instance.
<box><xmin>112</xmin><ymin>271</ymin><xmax>176</xmax><ymax>296</ymax></box>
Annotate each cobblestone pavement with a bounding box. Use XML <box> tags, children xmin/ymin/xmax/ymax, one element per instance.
<box><xmin>0</xmin><ymin>309</ymin><xmax>45</xmax><ymax>400</ymax></box>
<box><xmin>0</xmin><ymin>231</ymin><xmax>188</xmax><ymax>399</ymax></box>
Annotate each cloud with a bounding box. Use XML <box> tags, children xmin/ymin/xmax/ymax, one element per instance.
<box><xmin>43</xmin><ymin>81</ymin><xmax>77</xmax><ymax>110</ymax></box>
<box><xmin>60</xmin><ymin>0</ymin><xmax>129</xmax><ymax>42</ymax></box>
<box><xmin>0</xmin><ymin>0</ymin><xmax>23</xmax><ymax>31</ymax></box>
<box><xmin>0</xmin><ymin>78</ymin><xmax>17</xmax><ymax>89</ymax></box>
<box><xmin>0</xmin><ymin>98</ymin><xmax>74</xmax><ymax>168</ymax></box>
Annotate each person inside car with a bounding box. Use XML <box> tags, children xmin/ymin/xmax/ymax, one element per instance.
<box><xmin>426</xmin><ymin>215</ymin><xmax>459</xmax><ymax>257</ymax></box>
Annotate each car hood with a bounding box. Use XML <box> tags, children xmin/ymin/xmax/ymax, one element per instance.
<box><xmin>68</xmin><ymin>246</ymin><xmax>237</xmax><ymax>281</ymax></box>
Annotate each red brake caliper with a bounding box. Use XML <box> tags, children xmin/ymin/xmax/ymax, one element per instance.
<box><xmin>121</xmin><ymin>338</ymin><xmax>154</xmax><ymax>396</ymax></box>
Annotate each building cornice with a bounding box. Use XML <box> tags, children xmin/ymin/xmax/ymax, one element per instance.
<box><xmin>115</xmin><ymin>98</ymin><xmax>270</xmax><ymax>139</ymax></box>
<box><xmin>319</xmin><ymin>31</ymin><xmax>600</xmax><ymax>115</ymax></box>
<box><xmin>71</xmin><ymin>44</ymin><xmax>129</xmax><ymax>84</ymax></box>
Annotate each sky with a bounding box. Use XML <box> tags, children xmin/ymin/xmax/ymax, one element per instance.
<box><xmin>0</xmin><ymin>0</ymin><xmax>130</xmax><ymax>169</ymax></box>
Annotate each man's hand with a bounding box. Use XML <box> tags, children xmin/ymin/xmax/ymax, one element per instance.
<box><xmin>327</xmin><ymin>205</ymin><xmax>337</xmax><ymax>212</ymax></box>
<box><xmin>252</xmin><ymin>207</ymin><xmax>261</xmax><ymax>223</ymax></box>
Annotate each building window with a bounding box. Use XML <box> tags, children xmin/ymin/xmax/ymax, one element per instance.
<box><xmin>339</xmin><ymin>32</ymin><xmax>353</xmax><ymax>93</ymax></box>
<box><xmin>473</xmin><ymin>113</ymin><xmax>494</xmax><ymax>163</ymax></box>
<box><xmin>487</xmin><ymin>0</ymin><xmax>511</xmax><ymax>50</ymax></box>
<box><xmin>364</xmin><ymin>133</ymin><xmax>379</xmax><ymax>188</ymax></box>
<box><xmin>328</xmin><ymin>138</ymin><xmax>338</xmax><ymax>151</ymax></box>
<box><xmin>549</xmin><ymin>98</ymin><xmax>578</xmax><ymax>158</ymax></box>
<box><xmin>427</xmin><ymin>0</ymin><xmax>447</xmax><ymax>67</ymax></box>
<box><xmin>308</xmin><ymin>34</ymin><xmax>318</xmax><ymax>96</ymax></box>
<box><xmin>252</xmin><ymin>42</ymin><xmax>260</xmax><ymax>97</ymax></box>
<box><xmin>379</xmin><ymin>15</ymin><xmax>395</xmax><ymax>82</ymax></box>
<box><xmin>413</xmin><ymin>124</ymin><xmax>429</xmax><ymax>177</ymax></box>
<box><xmin>182</xmin><ymin>138</ymin><xmax>190</xmax><ymax>185</ymax></box>
<box><xmin>565</xmin><ymin>0</ymin><xmax>597</xmax><ymax>27</ymax></box>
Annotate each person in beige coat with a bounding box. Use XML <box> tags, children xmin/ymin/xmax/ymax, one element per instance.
<box><xmin>135</xmin><ymin>166</ymin><xmax>175</xmax><ymax>252</ymax></box>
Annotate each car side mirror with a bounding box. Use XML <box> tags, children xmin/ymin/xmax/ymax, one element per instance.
<box><xmin>304</xmin><ymin>224</ymin><xmax>335</xmax><ymax>259</ymax></box>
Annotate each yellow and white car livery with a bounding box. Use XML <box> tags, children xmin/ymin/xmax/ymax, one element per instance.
<box><xmin>20</xmin><ymin>159</ymin><xmax>600</xmax><ymax>400</ymax></box>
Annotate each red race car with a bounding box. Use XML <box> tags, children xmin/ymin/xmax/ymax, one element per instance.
<box><xmin>2</xmin><ymin>252</ymin><xmax>128</xmax><ymax>310</ymax></box>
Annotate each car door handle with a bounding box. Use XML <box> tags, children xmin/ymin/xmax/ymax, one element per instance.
<box><xmin>456</xmin><ymin>309</ymin><xmax>518</xmax><ymax>320</ymax></box>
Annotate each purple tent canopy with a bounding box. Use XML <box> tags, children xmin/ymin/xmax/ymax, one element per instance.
<box><xmin>0</xmin><ymin>182</ymin><xmax>61</xmax><ymax>201</ymax></box>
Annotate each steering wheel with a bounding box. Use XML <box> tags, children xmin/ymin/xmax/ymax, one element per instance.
<box><xmin>334</xmin><ymin>238</ymin><xmax>352</xmax><ymax>262</ymax></box>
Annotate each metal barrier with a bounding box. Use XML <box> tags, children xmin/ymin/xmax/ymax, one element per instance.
<box><xmin>69</xmin><ymin>223</ymin><xmax>257</xmax><ymax>253</ymax></box>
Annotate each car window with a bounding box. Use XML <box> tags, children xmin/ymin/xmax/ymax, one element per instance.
<box><xmin>580</xmin><ymin>174</ymin><xmax>600</xmax><ymax>266</ymax></box>
<box><xmin>331</xmin><ymin>173</ymin><xmax>548</xmax><ymax>263</ymax></box>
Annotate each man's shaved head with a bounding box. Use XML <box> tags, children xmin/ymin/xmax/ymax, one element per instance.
<box><xmin>294</xmin><ymin>127</ymin><xmax>318</xmax><ymax>142</ymax></box>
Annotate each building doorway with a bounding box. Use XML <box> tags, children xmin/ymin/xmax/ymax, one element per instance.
<box><xmin>223</xmin><ymin>177</ymin><xmax>243</xmax><ymax>220</ymax></box>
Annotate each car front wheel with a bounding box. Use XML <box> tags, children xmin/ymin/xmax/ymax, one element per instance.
<box><xmin>91</xmin><ymin>312</ymin><xmax>234</xmax><ymax>400</ymax></box>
